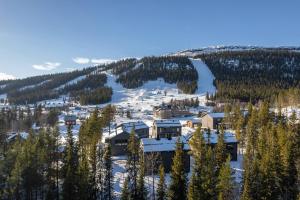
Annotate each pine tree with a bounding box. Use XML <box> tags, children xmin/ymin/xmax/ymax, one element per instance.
<box><xmin>168</xmin><ymin>138</ymin><xmax>187</xmax><ymax>200</ymax></box>
<box><xmin>215</xmin><ymin>129</ymin><xmax>227</xmax><ymax>174</ymax></box>
<box><xmin>157</xmin><ymin>164</ymin><xmax>166</xmax><ymax>200</ymax></box>
<box><xmin>62</xmin><ymin>126</ymin><xmax>79</xmax><ymax>200</ymax></box>
<box><xmin>202</xmin><ymin>147</ymin><xmax>217</xmax><ymax>199</ymax></box>
<box><xmin>137</xmin><ymin>153</ymin><xmax>147</xmax><ymax>200</ymax></box>
<box><xmin>78</xmin><ymin>150</ymin><xmax>90</xmax><ymax>200</ymax></box>
<box><xmin>126</xmin><ymin>128</ymin><xmax>139</xmax><ymax>199</ymax></box>
<box><xmin>188</xmin><ymin>128</ymin><xmax>206</xmax><ymax>200</ymax></box>
<box><xmin>121</xmin><ymin>177</ymin><xmax>130</xmax><ymax>200</ymax></box>
<box><xmin>217</xmin><ymin>156</ymin><xmax>234</xmax><ymax>200</ymax></box>
<box><xmin>103</xmin><ymin>143</ymin><xmax>114</xmax><ymax>200</ymax></box>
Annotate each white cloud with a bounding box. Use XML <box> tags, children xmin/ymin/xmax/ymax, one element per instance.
<box><xmin>72</xmin><ymin>57</ymin><xmax>90</xmax><ymax>64</ymax></box>
<box><xmin>32</xmin><ymin>62</ymin><xmax>61</xmax><ymax>71</ymax></box>
<box><xmin>91</xmin><ymin>58</ymin><xmax>116</xmax><ymax>65</ymax></box>
<box><xmin>0</xmin><ymin>72</ymin><xmax>16</xmax><ymax>80</ymax></box>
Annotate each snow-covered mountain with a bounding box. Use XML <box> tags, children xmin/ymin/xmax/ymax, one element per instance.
<box><xmin>2</xmin><ymin>46</ymin><xmax>300</xmax><ymax>105</ymax></box>
<box><xmin>171</xmin><ymin>45</ymin><xmax>300</xmax><ymax>57</ymax></box>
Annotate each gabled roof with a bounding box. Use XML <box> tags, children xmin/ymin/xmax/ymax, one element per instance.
<box><xmin>141</xmin><ymin>136</ymin><xmax>190</xmax><ymax>153</ymax></box>
<box><xmin>122</xmin><ymin>121</ymin><xmax>149</xmax><ymax>133</ymax></box>
<box><xmin>201</xmin><ymin>131</ymin><xmax>237</xmax><ymax>144</ymax></box>
<box><xmin>154</xmin><ymin>119</ymin><xmax>181</xmax><ymax>128</ymax></box>
<box><xmin>206</xmin><ymin>112</ymin><xmax>225</xmax><ymax>119</ymax></box>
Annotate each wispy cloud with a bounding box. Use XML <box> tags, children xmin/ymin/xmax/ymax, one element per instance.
<box><xmin>0</xmin><ymin>72</ymin><xmax>16</xmax><ymax>80</ymax></box>
<box><xmin>72</xmin><ymin>57</ymin><xmax>90</xmax><ymax>64</ymax></box>
<box><xmin>91</xmin><ymin>58</ymin><xmax>116</xmax><ymax>65</ymax></box>
<box><xmin>32</xmin><ymin>62</ymin><xmax>61</xmax><ymax>71</ymax></box>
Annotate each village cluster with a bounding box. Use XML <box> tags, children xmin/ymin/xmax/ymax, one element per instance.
<box><xmin>61</xmin><ymin>101</ymin><xmax>238</xmax><ymax>176</ymax></box>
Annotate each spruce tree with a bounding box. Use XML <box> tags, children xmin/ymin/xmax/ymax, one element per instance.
<box><xmin>137</xmin><ymin>153</ymin><xmax>147</xmax><ymax>200</ymax></box>
<box><xmin>215</xmin><ymin>129</ymin><xmax>227</xmax><ymax>174</ymax></box>
<box><xmin>103</xmin><ymin>143</ymin><xmax>114</xmax><ymax>200</ymax></box>
<box><xmin>62</xmin><ymin>126</ymin><xmax>79</xmax><ymax>200</ymax></box>
<box><xmin>168</xmin><ymin>138</ymin><xmax>187</xmax><ymax>200</ymax></box>
<box><xmin>126</xmin><ymin>128</ymin><xmax>139</xmax><ymax>199</ymax></box>
<box><xmin>121</xmin><ymin>177</ymin><xmax>130</xmax><ymax>200</ymax></box>
<box><xmin>217</xmin><ymin>156</ymin><xmax>234</xmax><ymax>200</ymax></box>
<box><xmin>188</xmin><ymin>128</ymin><xmax>206</xmax><ymax>200</ymax></box>
<box><xmin>157</xmin><ymin>164</ymin><xmax>166</xmax><ymax>200</ymax></box>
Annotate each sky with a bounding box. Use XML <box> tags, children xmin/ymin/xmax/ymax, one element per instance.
<box><xmin>1</xmin><ymin>0</ymin><xmax>300</xmax><ymax>79</ymax></box>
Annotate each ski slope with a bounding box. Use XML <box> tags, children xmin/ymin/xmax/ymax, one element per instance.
<box><xmin>102</xmin><ymin>58</ymin><xmax>216</xmax><ymax>122</ymax></box>
<box><xmin>190</xmin><ymin>58</ymin><xmax>216</xmax><ymax>95</ymax></box>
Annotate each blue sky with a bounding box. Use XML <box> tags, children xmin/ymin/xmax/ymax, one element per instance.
<box><xmin>1</xmin><ymin>0</ymin><xmax>300</xmax><ymax>79</ymax></box>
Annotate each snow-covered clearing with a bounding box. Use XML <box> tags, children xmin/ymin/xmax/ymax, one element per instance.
<box><xmin>19</xmin><ymin>80</ymin><xmax>50</xmax><ymax>91</ymax></box>
<box><xmin>54</xmin><ymin>75</ymin><xmax>86</xmax><ymax>90</ymax></box>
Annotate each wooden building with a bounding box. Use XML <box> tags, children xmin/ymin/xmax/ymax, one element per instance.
<box><xmin>153</xmin><ymin>104</ymin><xmax>191</xmax><ymax>119</ymax></box>
<box><xmin>64</xmin><ymin>115</ymin><xmax>77</xmax><ymax>126</ymax></box>
<box><xmin>201</xmin><ymin>112</ymin><xmax>224</xmax><ymax>130</ymax></box>
<box><xmin>103</xmin><ymin>121</ymin><xmax>149</xmax><ymax>156</ymax></box>
<box><xmin>189</xmin><ymin>131</ymin><xmax>238</xmax><ymax>161</ymax></box>
<box><xmin>140</xmin><ymin>136</ymin><xmax>190</xmax><ymax>174</ymax></box>
<box><xmin>187</xmin><ymin>118</ymin><xmax>201</xmax><ymax>128</ymax></box>
<box><xmin>152</xmin><ymin>119</ymin><xmax>182</xmax><ymax>139</ymax></box>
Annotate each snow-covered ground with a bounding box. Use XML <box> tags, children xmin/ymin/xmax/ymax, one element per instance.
<box><xmin>112</xmin><ymin>152</ymin><xmax>244</xmax><ymax>199</ymax></box>
<box><xmin>0</xmin><ymin>93</ymin><xmax>7</xmax><ymax>100</ymax></box>
<box><xmin>19</xmin><ymin>80</ymin><xmax>51</xmax><ymax>91</ymax></box>
<box><xmin>190</xmin><ymin>59</ymin><xmax>216</xmax><ymax>95</ymax></box>
<box><xmin>102</xmin><ymin>58</ymin><xmax>215</xmax><ymax>123</ymax></box>
<box><xmin>54</xmin><ymin>75</ymin><xmax>86</xmax><ymax>90</ymax></box>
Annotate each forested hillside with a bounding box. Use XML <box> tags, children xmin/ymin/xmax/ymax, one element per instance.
<box><xmin>111</xmin><ymin>56</ymin><xmax>198</xmax><ymax>93</ymax></box>
<box><xmin>3</xmin><ymin>48</ymin><xmax>300</xmax><ymax>105</ymax></box>
<box><xmin>0</xmin><ymin>56</ymin><xmax>198</xmax><ymax>105</ymax></box>
<box><xmin>196</xmin><ymin>49</ymin><xmax>300</xmax><ymax>103</ymax></box>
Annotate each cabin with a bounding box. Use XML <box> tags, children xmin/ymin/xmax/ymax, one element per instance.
<box><xmin>153</xmin><ymin>104</ymin><xmax>190</xmax><ymax>119</ymax></box>
<box><xmin>201</xmin><ymin>112</ymin><xmax>224</xmax><ymax>130</ymax></box>
<box><xmin>187</xmin><ymin>118</ymin><xmax>201</xmax><ymax>129</ymax></box>
<box><xmin>140</xmin><ymin>136</ymin><xmax>190</xmax><ymax>174</ymax></box>
<box><xmin>64</xmin><ymin>115</ymin><xmax>77</xmax><ymax>126</ymax></box>
<box><xmin>121</xmin><ymin>121</ymin><xmax>149</xmax><ymax>138</ymax></box>
<box><xmin>189</xmin><ymin>131</ymin><xmax>238</xmax><ymax>161</ymax></box>
<box><xmin>152</xmin><ymin>119</ymin><xmax>182</xmax><ymax>139</ymax></box>
<box><xmin>103</xmin><ymin>121</ymin><xmax>149</xmax><ymax>156</ymax></box>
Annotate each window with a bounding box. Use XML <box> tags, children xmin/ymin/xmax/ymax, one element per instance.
<box><xmin>115</xmin><ymin>139</ymin><xmax>128</xmax><ymax>146</ymax></box>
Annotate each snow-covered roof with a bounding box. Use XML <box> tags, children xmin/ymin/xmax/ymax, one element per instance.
<box><xmin>64</xmin><ymin>115</ymin><xmax>77</xmax><ymax>121</ymax></box>
<box><xmin>154</xmin><ymin>119</ymin><xmax>181</xmax><ymax>128</ymax></box>
<box><xmin>102</xmin><ymin>121</ymin><xmax>149</xmax><ymax>141</ymax></box>
<box><xmin>102</xmin><ymin>127</ymin><xmax>125</xmax><ymax>141</ymax></box>
<box><xmin>141</xmin><ymin>136</ymin><xmax>190</xmax><ymax>153</ymax></box>
<box><xmin>122</xmin><ymin>121</ymin><xmax>149</xmax><ymax>133</ymax></box>
<box><xmin>202</xmin><ymin>131</ymin><xmax>237</xmax><ymax>144</ymax></box>
<box><xmin>188</xmin><ymin>118</ymin><xmax>201</xmax><ymax>123</ymax></box>
<box><xmin>207</xmin><ymin>112</ymin><xmax>225</xmax><ymax>118</ymax></box>
<box><xmin>7</xmin><ymin>132</ymin><xmax>29</xmax><ymax>141</ymax></box>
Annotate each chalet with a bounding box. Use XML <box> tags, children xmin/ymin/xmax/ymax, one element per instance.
<box><xmin>189</xmin><ymin>131</ymin><xmax>238</xmax><ymax>161</ymax></box>
<box><xmin>187</xmin><ymin>118</ymin><xmax>201</xmax><ymax>129</ymax></box>
<box><xmin>140</xmin><ymin>136</ymin><xmax>190</xmax><ymax>174</ymax></box>
<box><xmin>64</xmin><ymin>115</ymin><xmax>77</xmax><ymax>126</ymax></box>
<box><xmin>153</xmin><ymin>104</ymin><xmax>190</xmax><ymax>119</ymax></box>
<box><xmin>121</xmin><ymin>121</ymin><xmax>149</xmax><ymax>138</ymax></box>
<box><xmin>152</xmin><ymin>119</ymin><xmax>182</xmax><ymax>139</ymax></box>
<box><xmin>103</xmin><ymin>121</ymin><xmax>149</xmax><ymax>156</ymax></box>
<box><xmin>201</xmin><ymin>112</ymin><xmax>224</xmax><ymax>130</ymax></box>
